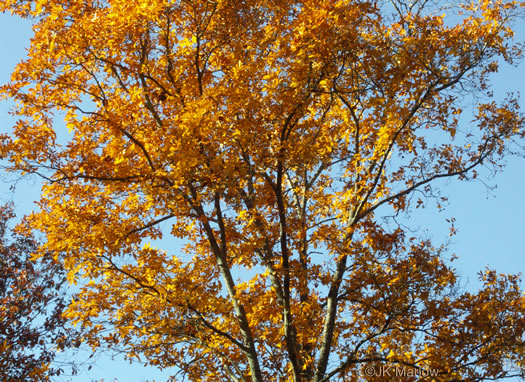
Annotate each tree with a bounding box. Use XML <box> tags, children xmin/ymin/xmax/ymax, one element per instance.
<box><xmin>0</xmin><ymin>203</ymin><xmax>79</xmax><ymax>381</ymax></box>
<box><xmin>1</xmin><ymin>0</ymin><xmax>525</xmax><ymax>380</ymax></box>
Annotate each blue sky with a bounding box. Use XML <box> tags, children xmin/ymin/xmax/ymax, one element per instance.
<box><xmin>1</xmin><ymin>9</ymin><xmax>524</xmax><ymax>382</ymax></box>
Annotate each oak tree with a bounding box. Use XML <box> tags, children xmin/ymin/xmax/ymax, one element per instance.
<box><xmin>1</xmin><ymin>0</ymin><xmax>525</xmax><ymax>381</ymax></box>
<box><xmin>0</xmin><ymin>204</ymin><xmax>79</xmax><ymax>381</ymax></box>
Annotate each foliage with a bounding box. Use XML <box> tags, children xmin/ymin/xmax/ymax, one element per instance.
<box><xmin>0</xmin><ymin>204</ymin><xmax>79</xmax><ymax>381</ymax></box>
<box><xmin>1</xmin><ymin>0</ymin><xmax>525</xmax><ymax>381</ymax></box>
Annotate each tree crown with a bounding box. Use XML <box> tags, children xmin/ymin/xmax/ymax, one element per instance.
<box><xmin>1</xmin><ymin>0</ymin><xmax>525</xmax><ymax>380</ymax></box>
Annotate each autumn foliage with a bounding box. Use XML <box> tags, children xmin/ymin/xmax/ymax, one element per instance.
<box><xmin>0</xmin><ymin>204</ymin><xmax>78</xmax><ymax>381</ymax></box>
<box><xmin>1</xmin><ymin>0</ymin><xmax>525</xmax><ymax>380</ymax></box>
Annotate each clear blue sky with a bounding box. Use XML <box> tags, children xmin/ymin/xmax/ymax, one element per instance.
<box><xmin>1</xmin><ymin>9</ymin><xmax>524</xmax><ymax>382</ymax></box>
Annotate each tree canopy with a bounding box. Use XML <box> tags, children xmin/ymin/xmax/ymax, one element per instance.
<box><xmin>1</xmin><ymin>0</ymin><xmax>525</xmax><ymax>381</ymax></box>
<box><xmin>0</xmin><ymin>204</ymin><xmax>79</xmax><ymax>381</ymax></box>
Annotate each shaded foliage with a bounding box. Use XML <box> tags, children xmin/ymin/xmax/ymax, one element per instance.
<box><xmin>0</xmin><ymin>204</ymin><xmax>78</xmax><ymax>381</ymax></box>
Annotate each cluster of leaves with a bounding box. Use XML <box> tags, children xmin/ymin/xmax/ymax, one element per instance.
<box><xmin>0</xmin><ymin>203</ymin><xmax>79</xmax><ymax>381</ymax></box>
<box><xmin>1</xmin><ymin>0</ymin><xmax>525</xmax><ymax>381</ymax></box>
